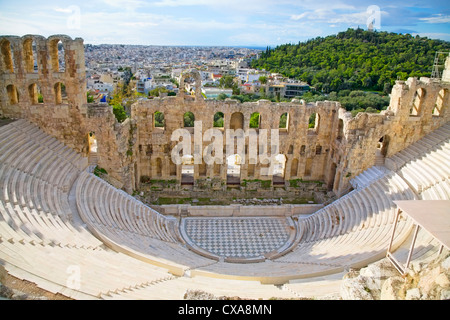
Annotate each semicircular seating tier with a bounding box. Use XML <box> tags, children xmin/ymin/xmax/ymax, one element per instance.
<box><xmin>0</xmin><ymin>119</ymin><xmax>448</xmax><ymax>298</ymax></box>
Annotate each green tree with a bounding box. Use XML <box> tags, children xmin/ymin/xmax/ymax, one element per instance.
<box><xmin>249</xmin><ymin>112</ymin><xmax>260</xmax><ymax>128</ymax></box>
<box><xmin>112</xmin><ymin>104</ymin><xmax>127</xmax><ymax>123</ymax></box>
<box><xmin>154</xmin><ymin>111</ymin><xmax>165</xmax><ymax>127</ymax></box>
<box><xmin>183</xmin><ymin>111</ymin><xmax>195</xmax><ymax>127</ymax></box>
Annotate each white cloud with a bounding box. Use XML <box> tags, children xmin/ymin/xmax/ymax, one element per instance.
<box><xmin>413</xmin><ymin>32</ymin><xmax>450</xmax><ymax>41</ymax></box>
<box><xmin>291</xmin><ymin>13</ymin><xmax>308</xmax><ymax>21</ymax></box>
<box><xmin>119</xmin><ymin>22</ymin><xmax>159</xmax><ymax>27</ymax></box>
<box><xmin>152</xmin><ymin>0</ymin><xmax>210</xmax><ymax>6</ymax></box>
<box><xmin>420</xmin><ymin>14</ymin><xmax>450</xmax><ymax>24</ymax></box>
<box><xmin>54</xmin><ymin>7</ymin><xmax>73</xmax><ymax>13</ymax></box>
<box><xmin>102</xmin><ymin>0</ymin><xmax>146</xmax><ymax>7</ymax></box>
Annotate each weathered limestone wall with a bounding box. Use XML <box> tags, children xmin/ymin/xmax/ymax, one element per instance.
<box><xmin>0</xmin><ymin>34</ymin><xmax>134</xmax><ymax>192</ymax></box>
<box><xmin>0</xmin><ymin>35</ymin><xmax>87</xmax><ymax>152</ymax></box>
<box><xmin>83</xmin><ymin>104</ymin><xmax>135</xmax><ymax>191</ymax></box>
<box><xmin>336</xmin><ymin>76</ymin><xmax>450</xmax><ymax>191</ymax></box>
<box><xmin>131</xmin><ymin>95</ymin><xmax>339</xmax><ymax>192</ymax></box>
<box><xmin>1</xmin><ymin>34</ymin><xmax>449</xmax><ymax>197</ymax></box>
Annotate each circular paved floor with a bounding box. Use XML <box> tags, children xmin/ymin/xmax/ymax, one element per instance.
<box><xmin>181</xmin><ymin>217</ymin><xmax>294</xmax><ymax>260</ymax></box>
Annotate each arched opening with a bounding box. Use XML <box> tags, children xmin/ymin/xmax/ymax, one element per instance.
<box><xmin>214</xmin><ymin>162</ymin><xmax>221</xmax><ymax>176</ymax></box>
<box><xmin>337</xmin><ymin>119</ymin><xmax>344</xmax><ymax>141</ymax></box>
<box><xmin>88</xmin><ymin>132</ymin><xmax>98</xmax><ymax>165</ymax></box>
<box><xmin>28</xmin><ymin>83</ymin><xmax>43</xmax><ymax>104</ymax></box>
<box><xmin>248</xmin><ymin>158</ymin><xmax>256</xmax><ymax>177</ymax></box>
<box><xmin>54</xmin><ymin>82</ymin><xmax>67</xmax><ymax>104</ymax></box>
<box><xmin>328</xmin><ymin>163</ymin><xmax>337</xmax><ymax>191</ymax></box>
<box><xmin>377</xmin><ymin>135</ymin><xmax>390</xmax><ymax>161</ymax></box>
<box><xmin>279</xmin><ymin>112</ymin><xmax>289</xmax><ymax>131</ymax></box>
<box><xmin>249</xmin><ymin>112</ymin><xmax>261</xmax><ymax>129</ymax></box>
<box><xmin>1</xmin><ymin>40</ymin><xmax>14</xmax><ymax>73</ymax></box>
<box><xmin>300</xmin><ymin>145</ymin><xmax>306</xmax><ymax>155</ymax></box>
<box><xmin>290</xmin><ymin>158</ymin><xmax>299</xmax><ymax>177</ymax></box>
<box><xmin>315</xmin><ymin>144</ymin><xmax>322</xmax><ymax>155</ymax></box>
<box><xmin>88</xmin><ymin>132</ymin><xmax>97</xmax><ymax>153</ymax></box>
<box><xmin>433</xmin><ymin>88</ymin><xmax>448</xmax><ymax>116</ymax></box>
<box><xmin>213</xmin><ymin>111</ymin><xmax>224</xmax><ymax>128</ymax></box>
<box><xmin>304</xmin><ymin>158</ymin><xmax>313</xmax><ymax>176</ymax></box>
<box><xmin>155</xmin><ymin>158</ymin><xmax>163</xmax><ymax>177</ymax></box>
<box><xmin>183</xmin><ymin>111</ymin><xmax>195</xmax><ymax>127</ymax></box>
<box><xmin>6</xmin><ymin>84</ymin><xmax>19</xmax><ymax>105</ymax></box>
<box><xmin>308</xmin><ymin>112</ymin><xmax>320</xmax><ymax>133</ymax></box>
<box><xmin>49</xmin><ymin>39</ymin><xmax>65</xmax><ymax>73</ymax></box>
<box><xmin>273</xmin><ymin>154</ymin><xmax>286</xmax><ymax>185</ymax></box>
<box><xmin>226</xmin><ymin>154</ymin><xmax>241</xmax><ymax>184</ymax></box>
<box><xmin>410</xmin><ymin>88</ymin><xmax>426</xmax><ymax>116</ymax></box>
<box><xmin>230</xmin><ymin>112</ymin><xmax>244</xmax><ymax>130</ymax></box>
<box><xmin>198</xmin><ymin>160</ymin><xmax>207</xmax><ymax>177</ymax></box>
<box><xmin>288</xmin><ymin>145</ymin><xmax>293</xmax><ymax>154</ymax></box>
<box><xmin>154</xmin><ymin>111</ymin><xmax>165</xmax><ymax>129</ymax></box>
<box><xmin>23</xmin><ymin>38</ymin><xmax>38</xmax><ymax>73</ymax></box>
<box><xmin>181</xmin><ymin>155</ymin><xmax>194</xmax><ymax>185</ymax></box>
<box><xmin>169</xmin><ymin>159</ymin><xmax>177</xmax><ymax>176</ymax></box>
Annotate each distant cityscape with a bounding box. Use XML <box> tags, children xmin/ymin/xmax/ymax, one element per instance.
<box><xmin>84</xmin><ymin>44</ymin><xmax>310</xmax><ymax>102</ymax></box>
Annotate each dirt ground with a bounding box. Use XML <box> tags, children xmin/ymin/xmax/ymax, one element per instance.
<box><xmin>0</xmin><ymin>267</ymin><xmax>72</xmax><ymax>300</ymax></box>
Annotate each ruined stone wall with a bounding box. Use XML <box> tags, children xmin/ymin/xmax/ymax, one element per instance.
<box><xmin>1</xmin><ymin>35</ymin><xmax>449</xmax><ymax>197</ymax></box>
<box><xmin>335</xmin><ymin>76</ymin><xmax>450</xmax><ymax>192</ymax></box>
<box><xmin>0</xmin><ymin>35</ymin><xmax>88</xmax><ymax>152</ymax></box>
<box><xmin>131</xmin><ymin>94</ymin><xmax>340</xmax><ymax>193</ymax></box>
<box><xmin>0</xmin><ymin>34</ymin><xmax>133</xmax><ymax>192</ymax></box>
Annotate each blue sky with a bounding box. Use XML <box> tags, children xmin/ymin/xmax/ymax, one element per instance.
<box><xmin>0</xmin><ymin>0</ymin><xmax>449</xmax><ymax>46</ymax></box>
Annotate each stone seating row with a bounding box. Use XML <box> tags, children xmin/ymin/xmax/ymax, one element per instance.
<box><xmin>1</xmin><ymin>120</ymin><xmax>183</xmax><ymax>299</ymax></box>
<box><xmin>420</xmin><ymin>179</ymin><xmax>450</xmax><ymax>200</ymax></box>
<box><xmin>76</xmin><ymin>171</ymin><xmax>181</xmax><ymax>243</ymax></box>
<box><xmin>0</xmin><ymin>239</ymin><xmax>175</xmax><ymax>299</ymax></box>
<box><xmin>385</xmin><ymin>122</ymin><xmax>449</xmax><ymax>173</ymax></box>
<box><xmin>75</xmin><ymin>171</ymin><xmax>216</xmax><ymax>273</ymax></box>
<box><xmin>298</xmin><ymin>171</ymin><xmax>415</xmax><ymax>244</ymax></box>
<box><xmin>398</xmin><ymin>144</ymin><xmax>449</xmax><ymax>193</ymax></box>
<box><xmin>0</xmin><ymin>120</ymin><xmax>86</xmax><ymax>192</ymax></box>
<box><xmin>0</xmin><ymin>164</ymin><xmax>102</xmax><ymax>248</ymax></box>
<box><xmin>350</xmin><ymin>166</ymin><xmax>387</xmax><ymax>190</ymax></box>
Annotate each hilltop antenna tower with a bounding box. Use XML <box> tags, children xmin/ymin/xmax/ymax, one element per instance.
<box><xmin>431</xmin><ymin>51</ymin><xmax>449</xmax><ymax>80</ymax></box>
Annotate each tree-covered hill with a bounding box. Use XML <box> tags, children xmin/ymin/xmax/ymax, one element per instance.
<box><xmin>252</xmin><ymin>28</ymin><xmax>450</xmax><ymax>93</ymax></box>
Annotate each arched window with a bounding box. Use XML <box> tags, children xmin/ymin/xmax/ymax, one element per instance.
<box><xmin>315</xmin><ymin>144</ymin><xmax>322</xmax><ymax>155</ymax></box>
<box><xmin>308</xmin><ymin>112</ymin><xmax>320</xmax><ymax>133</ymax></box>
<box><xmin>433</xmin><ymin>89</ymin><xmax>448</xmax><ymax>116</ymax></box>
<box><xmin>1</xmin><ymin>40</ymin><xmax>14</xmax><ymax>73</ymax></box>
<box><xmin>248</xmin><ymin>158</ymin><xmax>256</xmax><ymax>177</ymax></box>
<box><xmin>290</xmin><ymin>158</ymin><xmax>299</xmax><ymax>177</ymax></box>
<box><xmin>23</xmin><ymin>38</ymin><xmax>38</xmax><ymax>73</ymax></box>
<box><xmin>279</xmin><ymin>112</ymin><xmax>288</xmax><ymax>130</ymax></box>
<box><xmin>226</xmin><ymin>154</ymin><xmax>241</xmax><ymax>184</ymax></box>
<box><xmin>337</xmin><ymin>119</ymin><xmax>344</xmax><ymax>140</ymax></box>
<box><xmin>88</xmin><ymin>132</ymin><xmax>97</xmax><ymax>154</ymax></box>
<box><xmin>54</xmin><ymin>82</ymin><xmax>66</xmax><ymax>104</ymax></box>
<box><xmin>6</xmin><ymin>84</ymin><xmax>19</xmax><ymax>105</ymax></box>
<box><xmin>410</xmin><ymin>88</ymin><xmax>425</xmax><ymax>116</ymax></box>
<box><xmin>169</xmin><ymin>159</ymin><xmax>177</xmax><ymax>176</ymax></box>
<box><xmin>155</xmin><ymin>158</ymin><xmax>163</xmax><ymax>177</ymax></box>
<box><xmin>213</xmin><ymin>111</ymin><xmax>224</xmax><ymax>128</ymax></box>
<box><xmin>249</xmin><ymin>112</ymin><xmax>260</xmax><ymax>129</ymax></box>
<box><xmin>230</xmin><ymin>112</ymin><xmax>244</xmax><ymax>130</ymax></box>
<box><xmin>183</xmin><ymin>111</ymin><xmax>195</xmax><ymax>127</ymax></box>
<box><xmin>154</xmin><ymin>111</ymin><xmax>165</xmax><ymax>128</ymax></box>
<box><xmin>273</xmin><ymin>154</ymin><xmax>286</xmax><ymax>184</ymax></box>
<box><xmin>300</xmin><ymin>145</ymin><xmax>306</xmax><ymax>155</ymax></box>
<box><xmin>181</xmin><ymin>155</ymin><xmax>194</xmax><ymax>185</ymax></box>
<box><xmin>28</xmin><ymin>83</ymin><xmax>43</xmax><ymax>104</ymax></box>
<box><xmin>49</xmin><ymin>39</ymin><xmax>65</xmax><ymax>73</ymax></box>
